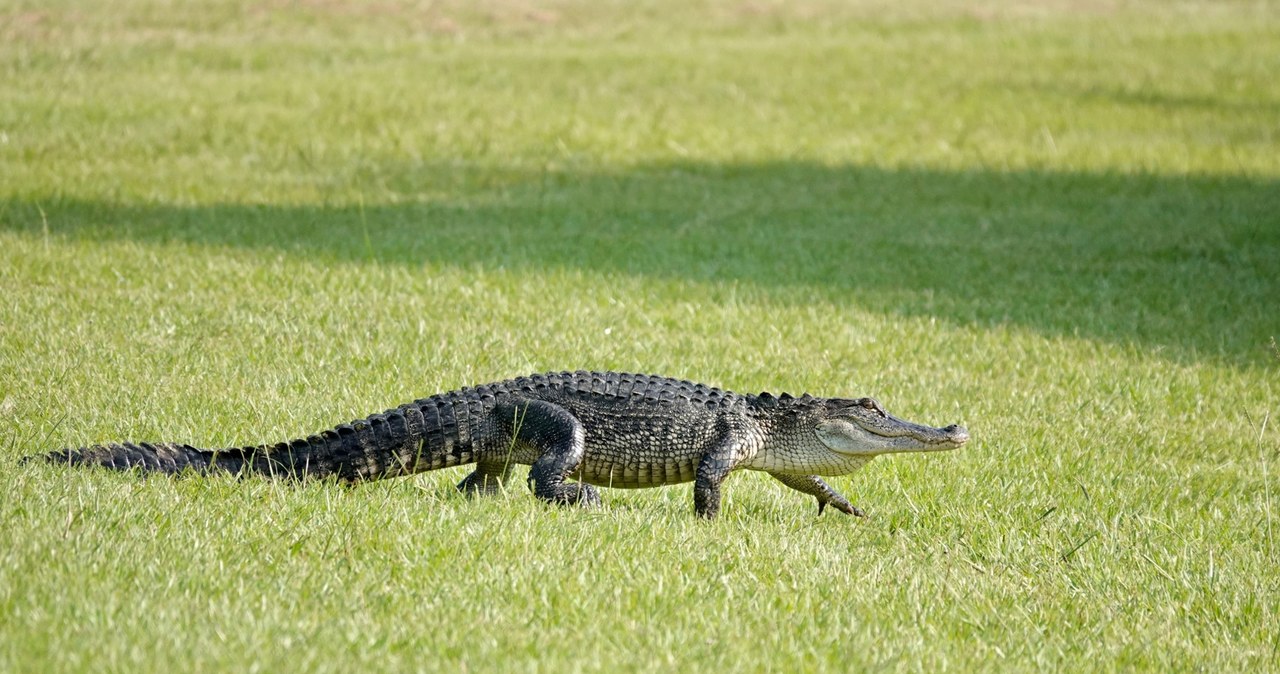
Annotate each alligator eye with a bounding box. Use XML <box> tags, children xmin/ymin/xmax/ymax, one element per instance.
<box><xmin>858</xmin><ymin>398</ymin><xmax>886</xmax><ymax>417</ymax></box>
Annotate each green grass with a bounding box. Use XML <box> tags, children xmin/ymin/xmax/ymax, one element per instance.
<box><xmin>2</xmin><ymin>0</ymin><xmax>1279</xmax><ymax>671</ymax></box>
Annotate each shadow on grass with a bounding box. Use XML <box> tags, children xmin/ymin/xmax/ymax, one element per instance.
<box><xmin>3</xmin><ymin>161</ymin><xmax>1277</xmax><ymax>367</ymax></box>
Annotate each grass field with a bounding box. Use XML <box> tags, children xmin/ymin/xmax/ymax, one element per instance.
<box><xmin>2</xmin><ymin>0</ymin><xmax>1278</xmax><ymax>671</ymax></box>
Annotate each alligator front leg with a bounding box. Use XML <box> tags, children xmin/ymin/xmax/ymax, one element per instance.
<box><xmin>769</xmin><ymin>473</ymin><xmax>865</xmax><ymax>517</ymax></box>
<box><xmin>496</xmin><ymin>399</ymin><xmax>600</xmax><ymax>507</ymax></box>
<box><xmin>694</xmin><ymin>436</ymin><xmax>743</xmax><ymax>519</ymax></box>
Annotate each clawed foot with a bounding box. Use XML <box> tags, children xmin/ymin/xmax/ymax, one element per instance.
<box><xmin>559</xmin><ymin>483</ymin><xmax>602</xmax><ymax>507</ymax></box>
<box><xmin>818</xmin><ymin>498</ymin><xmax>866</xmax><ymax>518</ymax></box>
<box><xmin>457</xmin><ymin>472</ymin><xmax>504</xmax><ymax>497</ymax></box>
<box><xmin>527</xmin><ymin>476</ymin><xmax>602</xmax><ymax>508</ymax></box>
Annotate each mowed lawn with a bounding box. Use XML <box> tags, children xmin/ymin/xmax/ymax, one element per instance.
<box><xmin>1</xmin><ymin>0</ymin><xmax>1278</xmax><ymax>671</ymax></box>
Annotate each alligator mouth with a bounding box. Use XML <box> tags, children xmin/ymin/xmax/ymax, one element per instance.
<box><xmin>862</xmin><ymin>420</ymin><xmax>969</xmax><ymax>449</ymax></box>
<box><xmin>933</xmin><ymin>424</ymin><xmax>970</xmax><ymax>446</ymax></box>
<box><xmin>819</xmin><ymin>409</ymin><xmax>970</xmax><ymax>457</ymax></box>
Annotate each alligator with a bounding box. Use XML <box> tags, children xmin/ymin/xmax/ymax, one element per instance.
<box><xmin>28</xmin><ymin>371</ymin><xmax>969</xmax><ymax>518</ymax></box>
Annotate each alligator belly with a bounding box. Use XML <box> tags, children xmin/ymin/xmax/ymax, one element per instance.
<box><xmin>577</xmin><ymin>457</ymin><xmax>698</xmax><ymax>489</ymax></box>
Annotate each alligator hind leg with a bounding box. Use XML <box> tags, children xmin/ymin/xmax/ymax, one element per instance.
<box><xmin>769</xmin><ymin>473</ymin><xmax>865</xmax><ymax>517</ymax></box>
<box><xmin>497</xmin><ymin>399</ymin><xmax>600</xmax><ymax>507</ymax></box>
<box><xmin>457</xmin><ymin>460</ymin><xmax>513</xmax><ymax>496</ymax></box>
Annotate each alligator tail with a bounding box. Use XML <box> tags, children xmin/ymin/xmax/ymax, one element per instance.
<box><xmin>27</xmin><ymin>398</ymin><xmax>474</xmax><ymax>483</ymax></box>
<box><xmin>32</xmin><ymin>442</ymin><xmax>245</xmax><ymax>475</ymax></box>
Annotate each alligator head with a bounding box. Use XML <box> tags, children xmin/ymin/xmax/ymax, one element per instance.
<box><xmin>814</xmin><ymin>398</ymin><xmax>969</xmax><ymax>455</ymax></box>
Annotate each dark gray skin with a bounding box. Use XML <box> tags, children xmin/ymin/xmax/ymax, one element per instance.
<box><xmin>29</xmin><ymin>371</ymin><xmax>969</xmax><ymax>518</ymax></box>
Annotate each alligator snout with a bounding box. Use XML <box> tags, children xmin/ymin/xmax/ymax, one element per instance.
<box><xmin>941</xmin><ymin>424</ymin><xmax>970</xmax><ymax>445</ymax></box>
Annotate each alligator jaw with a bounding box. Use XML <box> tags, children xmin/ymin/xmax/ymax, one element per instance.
<box><xmin>815</xmin><ymin>402</ymin><xmax>970</xmax><ymax>456</ymax></box>
<box><xmin>870</xmin><ymin>416</ymin><xmax>969</xmax><ymax>453</ymax></box>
